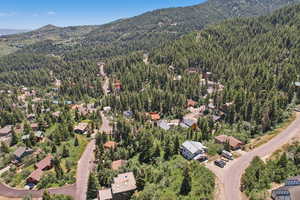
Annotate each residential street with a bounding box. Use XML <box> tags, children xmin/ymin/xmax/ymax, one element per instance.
<box><xmin>75</xmin><ymin>140</ymin><xmax>96</xmax><ymax>200</ymax></box>
<box><xmin>207</xmin><ymin>112</ymin><xmax>300</xmax><ymax>200</ymax></box>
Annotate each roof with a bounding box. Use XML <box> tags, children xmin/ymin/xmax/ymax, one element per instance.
<box><xmin>30</xmin><ymin>123</ymin><xmax>39</xmax><ymax>129</ymax></box>
<box><xmin>35</xmin><ymin>155</ymin><xmax>52</xmax><ymax>170</ymax></box>
<box><xmin>181</xmin><ymin>141</ymin><xmax>207</xmax><ymax>154</ymax></box>
<box><xmin>295</xmin><ymin>82</ymin><xmax>300</xmax><ymax>87</ymax></box>
<box><xmin>74</xmin><ymin>122</ymin><xmax>89</xmax><ymax>132</ymax></box>
<box><xmin>272</xmin><ymin>185</ymin><xmax>300</xmax><ymax>200</ymax></box>
<box><xmin>183</xmin><ymin>117</ymin><xmax>197</xmax><ymax>127</ymax></box>
<box><xmin>215</xmin><ymin>135</ymin><xmax>244</xmax><ymax>148</ymax></box>
<box><xmin>0</xmin><ymin>125</ymin><xmax>12</xmax><ymax>136</ymax></box>
<box><xmin>157</xmin><ymin>120</ymin><xmax>170</xmax><ymax>131</ymax></box>
<box><xmin>14</xmin><ymin>147</ymin><xmax>27</xmax><ymax>158</ymax></box>
<box><xmin>149</xmin><ymin>112</ymin><xmax>160</xmax><ymax>121</ymax></box>
<box><xmin>111</xmin><ymin>160</ymin><xmax>127</xmax><ymax>171</ymax></box>
<box><xmin>98</xmin><ymin>189</ymin><xmax>113</xmax><ymax>200</ymax></box>
<box><xmin>187</xmin><ymin>99</ymin><xmax>197</xmax><ymax>107</ymax></box>
<box><xmin>111</xmin><ymin>172</ymin><xmax>137</xmax><ymax>194</ymax></box>
<box><xmin>28</xmin><ymin>169</ymin><xmax>43</xmax><ymax>182</ymax></box>
<box><xmin>104</xmin><ymin>141</ymin><xmax>117</xmax><ymax>149</ymax></box>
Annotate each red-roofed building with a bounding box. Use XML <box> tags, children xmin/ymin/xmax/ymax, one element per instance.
<box><xmin>215</xmin><ymin>135</ymin><xmax>244</xmax><ymax>150</ymax></box>
<box><xmin>27</xmin><ymin>169</ymin><xmax>43</xmax><ymax>184</ymax></box>
<box><xmin>35</xmin><ymin>155</ymin><xmax>52</xmax><ymax>170</ymax></box>
<box><xmin>187</xmin><ymin>99</ymin><xmax>197</xmax><ymax>108</ymax></box>
<box><xmin>111</xmin><ymin>160</ymin><xmax>127</xmax><ymax>171</ymax></box>
<box><xmin>148</xmin><ymin>112</ymin><xmax>160</xmax><ymax>121</ymax></box>
<box><xmin>104</xmin><ymin>141</ymin><xmax>118</xmax><ymax>150</ymax></box>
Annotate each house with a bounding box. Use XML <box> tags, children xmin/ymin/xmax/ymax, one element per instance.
<box><xmin>35</xmin><ymin>155</ymin><xmax>52</xmax><ymax>170</ymax></box>
<box><xmin>111</xmin><ymin>160</ymin><xmax>127</xmax><ymax>171</ymax></box>
<box><xmin>13</xmin><ymin>147</ymin><xmax>33</xmax><ymax>163</ymax></box>
<box><xmin>157</xmin><ymin>120</ymin><xmax>170</xmax><ymax>131</ymax></box>
<box><xmin>295</xmin><ymin>82</ymin><xmax>300</xmax><ymax>87</ymax></box>
<box><xmin>104</xmin><ymin>141</ymin><xmax>118</xmax><ymax>150</ymax></box>
<box><xmin>103</xmin><ymin>106</ymin><xmax>112</xmax><ymax>113</ymax></box>
<box><xmin>180</xmin><ymin>141</ymin><xmax>207</xmax><ymax>160</ymax></box>
<box><xmin>27</xmin><ymin>114</ymin><xmax>36</xmax><ymax>121</ymax></box>
<box><xmin>35</xmin><ymin>131</ymin><xmax>44</xmax><ymax>141</ymax></box>
<box><xmin>187</xmin><ymin>99</ymin><xmax>197</xmax><ymax>108</ymax></box>
<box><xmin>203</xmin><ymin>72</ymin><xmax>212</xmax><ymax>79</ymax></box>
<box><xmin>271</xmin><ymin>176</ymin><xmax>300</xmax><ymax>200</ymax></box>
<box><xmin>186</xmin><ymin>68</ymin><xmax>199</xmax><ymax>74</ymax></box>
<box><xmin>98</xmin><ymin>189</ymin><xmax>113</xmax><ymax>200</ymax></box>
<box><xmin>0</xmin><ymin>125</ymin><xmax>13</xmax><ymax>137</ymax></box>
<box><xmin>27</xmin><ymin>169</ymin><xmax>43</xmax><ymax>184</ymax></box>
<box><xmin>214</xmin><ymin>135</ymin><xmax>244</xmax><ymax>150</ymax></box>
<box><xmin>168</xmin><ymin>119</ymin><xmax>180</xmax><ymax>127</ymax></box>
<box><xmin>123</xmin><ymin>110</ymin><xmax>133</xmax><ymax>118</ymax></box>
<box><xmin>52</xmin><ymin>111</ymin><xmax>61</xmax><ymax>118</ymax></box>
<box><xmin>30</xmin><ymin>123</ymin><xmax>39</xmax><ymax>131</ymax></box>
<box><xmin>182</xmin><ymin>117</ymin><xmax>197</xmax><ymax>127</ymax></box>
<box><xmin>148</xmin><ymin>112</ymin><xmax>160</xmax><ymax>121</ymax></box>
<box><xmin>112</xmin><ymin>172</ymin><xmax>137</xmax><ymax>199</ymax></box>
<box><xmin>98</xmin><ymin>172</ymin><xmax>137</xmax><ymax>200</ymax></box>
<box><xmin>74</xmin><ymin>122</ymin><xmax>89</xmax><ymax>134</ymax></box>
<box><xmin>114</xmin><ymin>81</ymin><xmax>122</xmax><ymax>91</ymax></box>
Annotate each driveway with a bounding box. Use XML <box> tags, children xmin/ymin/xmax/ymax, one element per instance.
<box><xmin>207</xmin><ymin>112</ymin><xmax>300</xmax><ymax>200</ymax></box>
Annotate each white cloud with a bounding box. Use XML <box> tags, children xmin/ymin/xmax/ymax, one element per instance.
<box><xmin>0</xmin><ymin>12</ymin><xmax>16</xmax><ymax>17</ymax></box>
<box><xmin>47</xmin><ymin>11</ymin><xmax>56</xmax><ymax>15</ymax></box>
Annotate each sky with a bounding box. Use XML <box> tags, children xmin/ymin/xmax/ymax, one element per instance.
<box><xmin>0</xmin><ymin>0</ymin><xmax>204</xmax><ymax>30</ymax></box>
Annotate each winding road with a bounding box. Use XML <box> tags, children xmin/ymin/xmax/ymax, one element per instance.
<box><xmin>207</xmin><ymin>112</ymin><xmax>300</xmax><ymax>200</ymax></box>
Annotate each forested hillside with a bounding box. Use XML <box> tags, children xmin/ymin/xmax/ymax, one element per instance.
<box><xmin>0</xmin><ymin>0</ymin><xmax>298</xmax><ymax>59</ymax></box>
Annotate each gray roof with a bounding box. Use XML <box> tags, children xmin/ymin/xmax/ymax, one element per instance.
<box><xmin>181</xmin><ymin>141</ymin><xmax>207</xmax><ymax>154</ymax></box>
<box><xmin>182</xmin><ymin>117</ymin><xmax>197</xmax><ymax>127</ymax></box>
<box><xmin>272</xmin><ymin>185</ymin><xmax>300</xmax><ymax>200</ymax></box>
<box><xmin>157</xmin><ymin>120</ymin><xmax>170</xmax><ymax>131</ymax></box>
<box><xmin>14</xmin><ymin>147</ymin><xmax>26</xmax><ymax>158</ymax></box>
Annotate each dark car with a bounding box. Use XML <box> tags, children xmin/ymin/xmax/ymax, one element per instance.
<box><xmin>214</xmin><ymin>160</ymin><xmax>226</xmax><ymax>168</ymax></box>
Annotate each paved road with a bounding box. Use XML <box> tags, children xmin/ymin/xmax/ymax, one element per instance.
<box><xmin>75</xmin><ymin>140</ymin><xmax>96</xmax><ymax>200</ymax></box>
<box><xmin>0</xmin><ymin>183</ymin><xmax>76</xmax><ymax>199</ymax></box>
<box><xmin>207</xmin><ymin>112</ymin><xmax>300</xmax><ymax>200</ymax></box>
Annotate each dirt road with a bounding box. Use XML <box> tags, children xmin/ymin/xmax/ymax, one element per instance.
<box><xmin>207</xmin><ymin>112</ymin><xmax>300</xmax><ymax>200</ymax></box>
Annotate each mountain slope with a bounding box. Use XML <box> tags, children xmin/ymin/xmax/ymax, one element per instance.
<box><xmin>0</xmin><ymin>29</ymin><xmax>28</xmax><ymax>36</ymax></box>
<box><xmin>1</xmin><ymin>0</ymin><xmax>299</xmax><ymax>58</ymax></box>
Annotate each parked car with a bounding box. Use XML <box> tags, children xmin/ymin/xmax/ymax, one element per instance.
<box><xmin>222</xmin><ymin>150</ymin><xmax>233</xmax><ymax>160</ymax></box>
<box><xmin>214</xmin><ymin>160</ymin><xmax>226</xmax><ymax>168</ymax></box>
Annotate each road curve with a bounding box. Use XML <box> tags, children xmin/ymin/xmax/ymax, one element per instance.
<box><xmin>208</xmin><ymin>112</ymin><xmax>300</xmax><ymax>200</ymax></box>
<box><xmin>0</xmin><ymin>182</ymin><xmax>76</xmax><ymax>198</ymax></box>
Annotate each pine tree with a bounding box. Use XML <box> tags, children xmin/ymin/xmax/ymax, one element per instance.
<box><xmin>87</xmin><ymin>173</ymin><xmax>98</xmax><ymax>200</ymax></box>
<box><xmin>179</xmin><ymin>167</ymin><xmax>191</xmax><ymax>195</ymax></box>
<box><xmin>74</xmin><ymin>136</ymin><xmax>79</xmax><ymax>146</ymax></box>
<box><xmin>173</xmin><ymin>136</ymin><xmax>180</xmax><ymax>155</ymax></box>
<box><xmin>62</xmin><ymin>145</ymin><xmax>69</xmax><ymax>158</ymax></box>
<box><xmin>53</xmin><ymin>156</ymin><xmax>63</xmax><ymax>179</ymax></box>
<box><xmin>163</xmin><ymin>141</ymin><xmax>172</xmax><ymax>161</ymax></box>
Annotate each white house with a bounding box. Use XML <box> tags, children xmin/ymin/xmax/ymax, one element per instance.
<box><xmin>180</xmin><ymin>141</ymin><xmax>207</xmax><ymax>160</ymax></box>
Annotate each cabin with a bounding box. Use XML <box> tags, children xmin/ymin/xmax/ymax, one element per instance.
<box><xmin>215</xmin><ymin>135</ymin><xmax>244</xmax><ymax>150</ymax></box>
<box><xmin>123</xmin><ymin>110</ymin><xmax>133</xmax><ymax>118</ymax></box>
<box><xmin>30</xmin><ymin>123</ymin><xmax>39</xmax><ymax>131</ymax></box>
<box><xmin>180</xmin><ymin>141</ymin><xmax>207</xmax><ymax>161</ymax></box>
<box><xmin>98</xmin><ymin>188</ymin><xmax>113</xmax><ymax>200</ymax></box>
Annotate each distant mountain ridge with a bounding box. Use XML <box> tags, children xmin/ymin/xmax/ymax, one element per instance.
<box><xmin>0</xmin><ymin>0</ymin><xmax>299</xmax><ymax>59</ymax></box>
<box><xmin>0</xmin><ymin>29</ymin><xmax>29</xmax><ymax>36</ymax></box>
